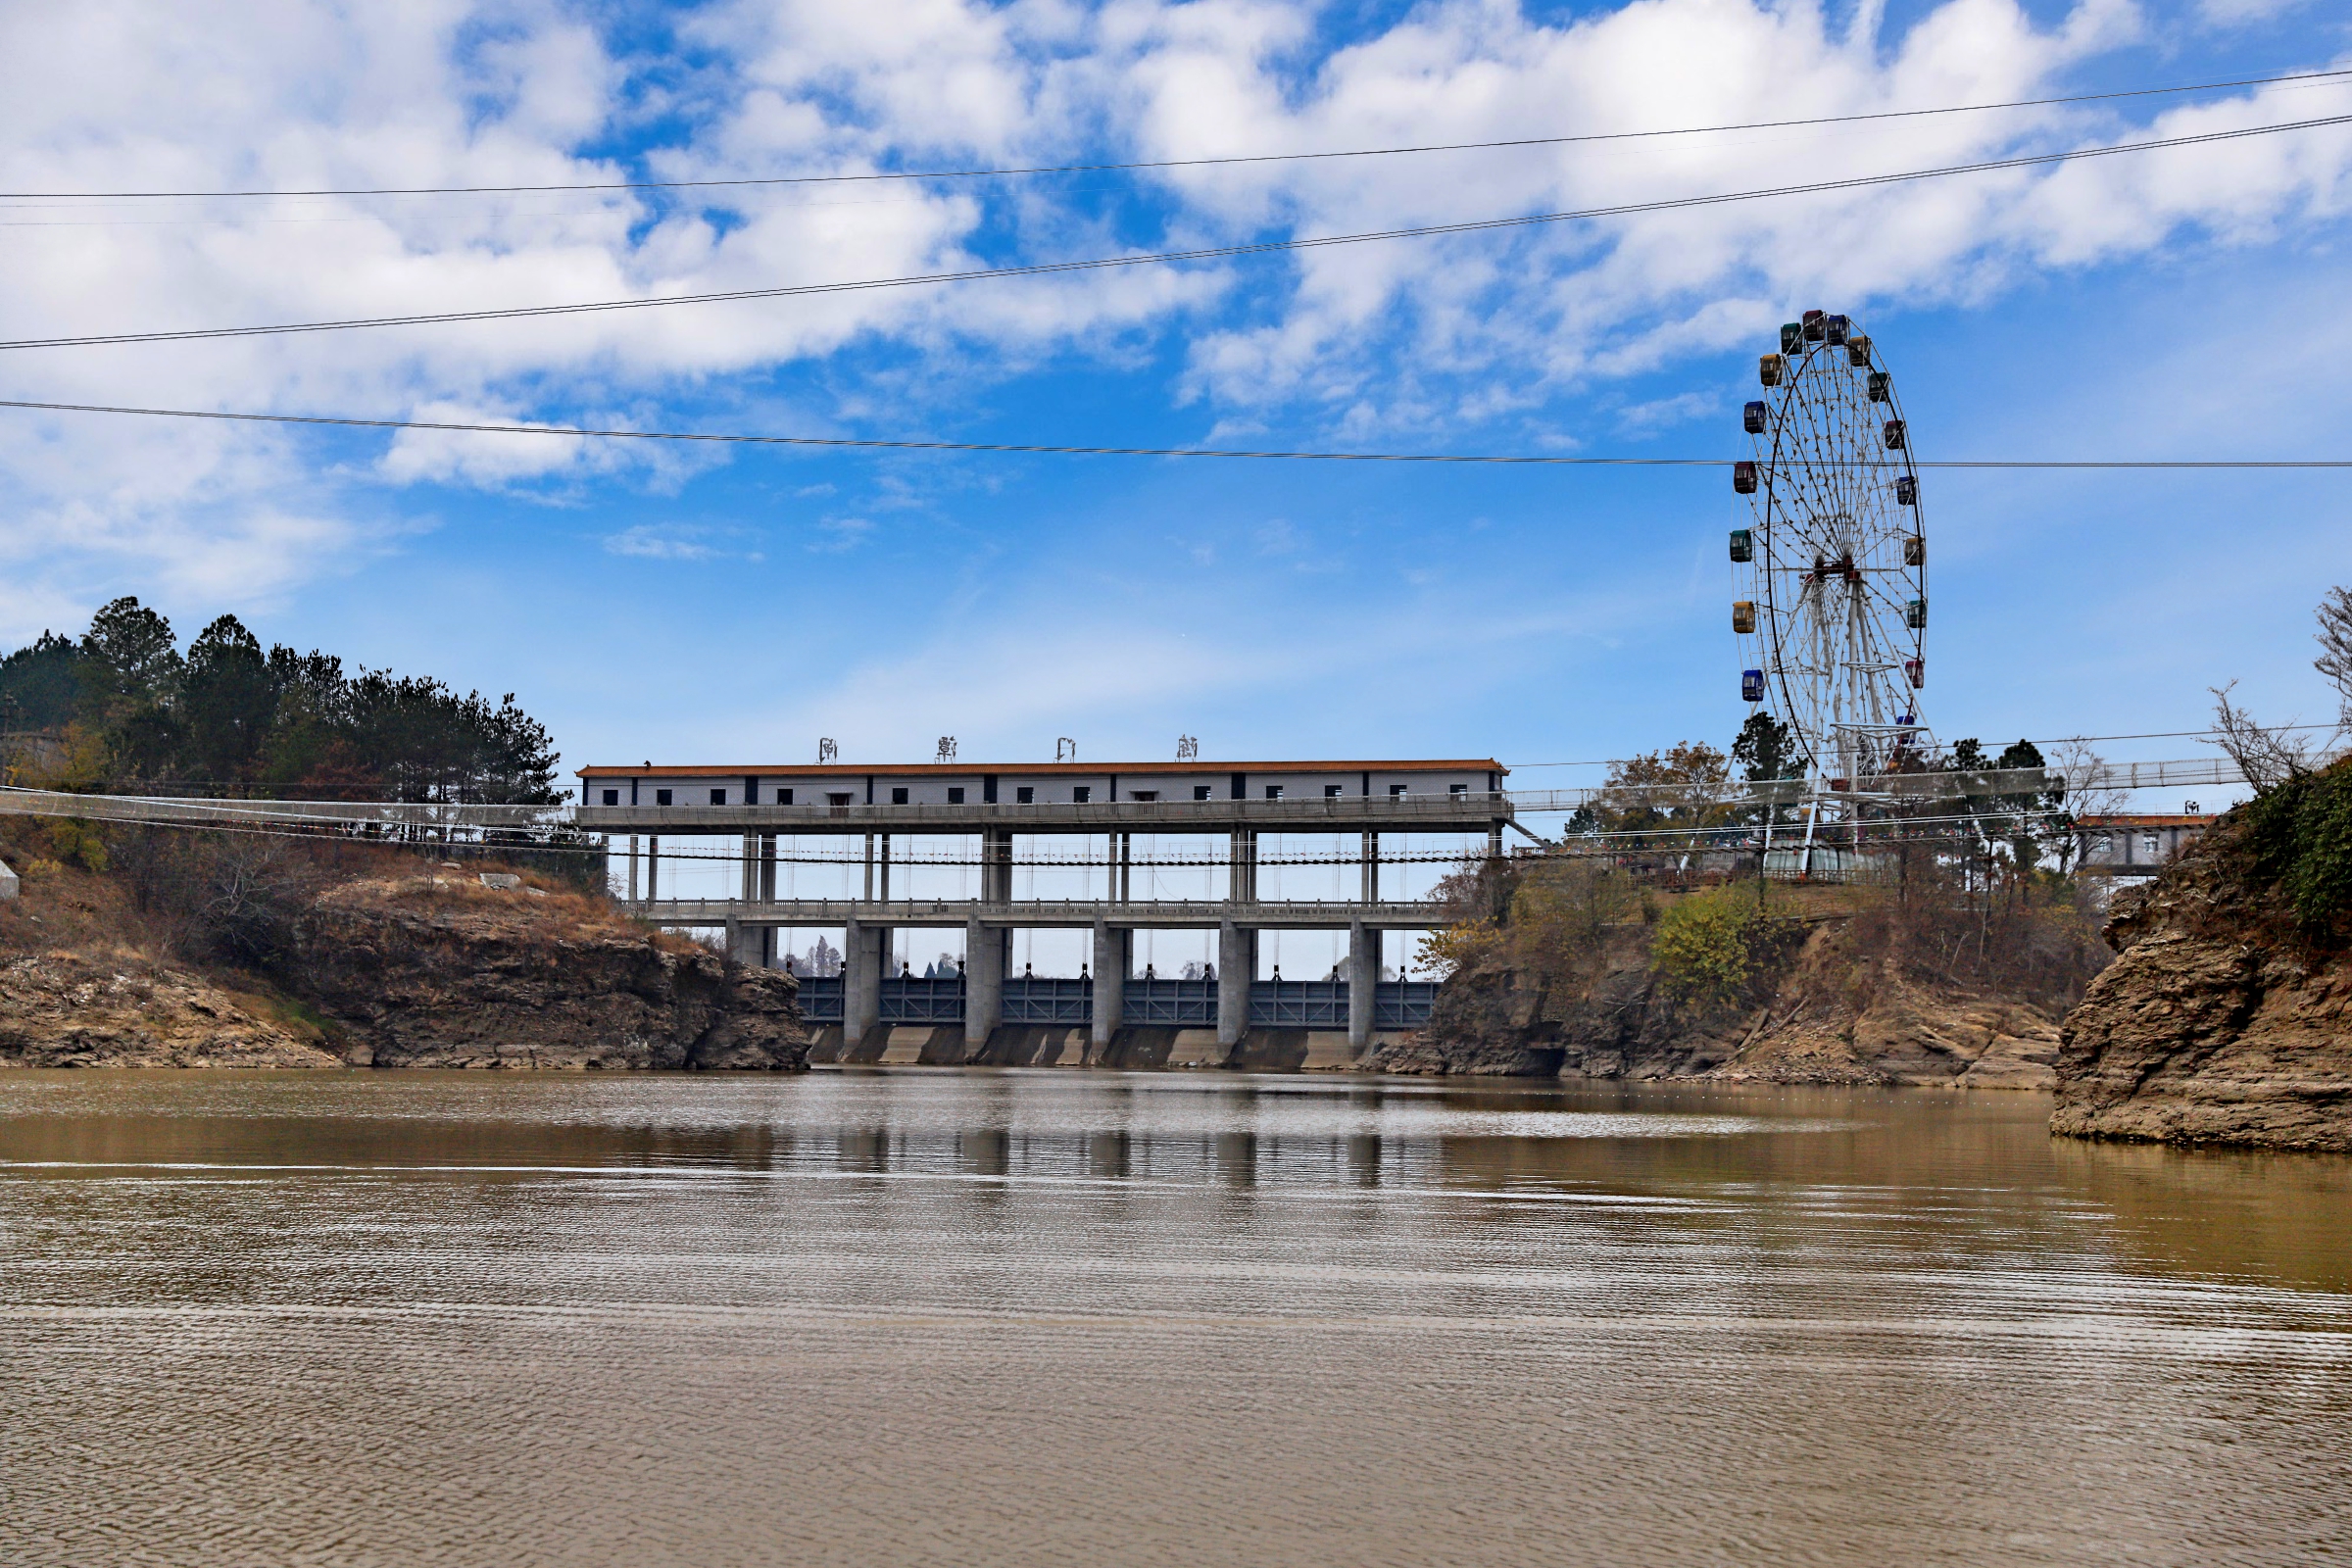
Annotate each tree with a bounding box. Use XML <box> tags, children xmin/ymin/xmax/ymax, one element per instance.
<box><xmin>78</xmin><ymin>597</ymin><xmax>179</xmax><ymax>712</ymax></box>
<box><xmin>0</xmin><ymin>598</ymin><xmax>564</xmax><ymax>805</ymax></box>
<box><xmin>1731</xmin><ymin>710</ymin><xmax>1800</xmax><ymax>831</ymax></box>
<box><xmin>2317</xmin><ymin>585</ymin><xmax>2352</xmax><ymax>721</ymax></box>
<box><xmin>1731</xmin><ymin>710</ymin><xmax>1795</xmax><ymax>784</ymax></box>
<box><xmin>2210</xmin><ymin>680</ymin><xmax>2317</xmax><ymax>794</ymax></box>
<box><xmin>1592</xmin><ymin>742</ymin><xmax>1737</xmax><ymax>860</ymax></box>
<box><xmin>0</xmin><ymin>632</ymin><xmax>86</xmax><ymax>731</ymax></box>
<box><xmin>1989</xmin><ymin>738</ymin><xmax>2063</xmax><ymax>879</ymax></box>
<box><xmin>178</xmin><ymin>615</ymin><xmax>276</xmax><ymax>782</ymax></box>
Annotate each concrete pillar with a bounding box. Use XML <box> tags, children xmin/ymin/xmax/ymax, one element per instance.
<box><xmin>863</xmin><ymin>833</ymin><xmax>875</xmax><ymax>901</ymax></box>
<box><xmin>1360</xmin><ymin>831</ymin><xmax>1377</xmax><ymax>904</ymax></box>
<box><xmin>963</xmin><ymin>916</ymin><xmax>1002</xmax><ymax>1059</ymax></box>
<box><xmin>879</xmin><ymin>833</ymin><xmax>892</xmax><ymax>903</ymax></box>
<box><xmin>1489</xmin><ymin>819</ymin><xmax>1505</xmax><ymax>861</ymax></box>
<box><xmin>726</xmin><ymin>916</ymin><xmax>760</xmax><ymax>966</ymax></box>
<box><xmin>1091</xmin><ymin>921</ymin><xmax>1126</xmax><ymax>1058</ymax></box>
<box><xmin>981</xmin><ymin>827</ymin><xmax>1014</xmax><ymax>904</ymax></box>
<box><xmin>1228</xmin><ymin>829</ymin><xmax>1255</xmax><ymax>904</ymax></box>
<box><xmin>1347</xmin><ymin>920</ymin><xmax>1378</xmax><ymax>1056</ymax></box>
<box><xmin>845</xmin><ymin>918</ymin><xmax>882</xmax><ymax>1047</ymax></box>
<box><xmin>1216</xmin><ymin>920</ymin><xmax>1252</xmax><ymax>1050</ymax></box>
<box><xmin>758</xmin><ymin>834</ymin><xmax>779</xmax><ymax>967</ymax></box>
<box><xmin>626</xmin><ymin>835</ymin><xmax>639</xmax><ymax>901</ymax></box>
<box><xmin>647</xmin><ymin>836</ymin><xmax>660</xmax><ymax>900</ymax></box>
<box><xmin>740</xmin><ymin>831</ymin><xmax>757</xmax><ymax>902</ymax></box>
<box><xmin>1117</xmin><ymin>833</ymin><xmax>1132</xmax><ymax>903</ymax></box>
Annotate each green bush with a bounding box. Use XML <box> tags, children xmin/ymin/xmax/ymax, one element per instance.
<box><xmin>1649</xmin><ymin>888</ymin><xmax>1760</xmax><ymax>1011</ymax></box>
<box><xmin>2244</xmin><ymin>763</ymin><xmax>2352</xmax><ymax>937</ymax></box>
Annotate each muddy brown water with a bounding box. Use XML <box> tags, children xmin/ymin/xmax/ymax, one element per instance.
<box><xmin>3</xmin><ymin>1069</ymin><xmax>2348</xmax><ymax>1566</ymax></box>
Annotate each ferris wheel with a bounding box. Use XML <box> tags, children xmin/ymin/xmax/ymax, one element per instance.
<box><xmin>1731</xmin><ymin>309</ymin><xmax>1928</xmax><ymax>787</ymax></box>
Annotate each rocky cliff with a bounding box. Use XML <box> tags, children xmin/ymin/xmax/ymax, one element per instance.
<box><xmin>2053</xmin><ymin>816</ymin><xmax>2352</xmax><ymax>1152</ymax></box>
<box><xmin>0</xmin><ymin>857</ymin><xmax>807</xmax><ymax>1071</ymax></box>
<box><xmin>288</xmin><ymin>875</ymin><xmax>807</xmax><ymax>1070</ymax></box>
<box><xmin>0</xmin><ymin>950</ymin><xmax>340</xmax><ymax>1068</ymax></box>
<box><xmin>1371</xmin><ymin>915</ymin><xmax>2065</xmax><ymax>1089</ymax></box>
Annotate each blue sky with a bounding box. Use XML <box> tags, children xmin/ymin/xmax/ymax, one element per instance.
<box><xmin>2</xmin><ymin>0</ymin><xmax>2348</xmax><ymax>806</ymax></box>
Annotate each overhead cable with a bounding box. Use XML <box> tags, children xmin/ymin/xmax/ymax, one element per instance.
<box><xmin>8</xmin><ymin>67</ymin><xmax>2346</xmax><ymax>200</ymax></box>
<box><xmin>3</xmin><ymin>112</ymin><xmax>2346</xmax><ymax>354</ymax></box>
<box><xmin>1</xmin><ymin>399</ymin><xmax>2343</xmax><ymax>469</ymax></box>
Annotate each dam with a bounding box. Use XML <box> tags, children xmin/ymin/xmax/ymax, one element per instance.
<box><xmin>575</xmin><ymin>757</ymin><xmax>1511</xmax><ymax>1067</ymax></box>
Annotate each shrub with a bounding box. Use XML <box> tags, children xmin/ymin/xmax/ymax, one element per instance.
<box><xmin>1507</xmin><ymin>858</ymin><xmax>1637</xmax><ymax>982</ymax></box>
<box><xmin>2242</xmin><ymin>762</ymin><xmax>2352</xmax><ymax>938</ymax></box>
<box><xmin>1649</xmin><ymin>888</ymin><xmax>1761</xmax><ymax>1012</ymax></box>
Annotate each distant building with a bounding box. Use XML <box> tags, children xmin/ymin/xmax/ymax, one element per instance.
<box><xmin>2076</xmin><ymin>812</ymin><xmax>2218</xmax><ymax>878</ymax></box>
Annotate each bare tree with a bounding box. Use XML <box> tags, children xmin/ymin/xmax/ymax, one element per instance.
<box><xmin>2318</xmin><ymin>586</ymin><xmax>2352</xmax><ymax>720</ymax></box>
<box><xmin>2044</xmin><ymin>737</ymin><xmax>2126</xmax><ymax>873</ymax></box>
<box><xmin>2209</xmin><ymin>681</ymin><xmax>2319</xmax><ymax>793</ymax></box>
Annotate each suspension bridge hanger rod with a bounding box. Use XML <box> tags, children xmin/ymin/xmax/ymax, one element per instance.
<box><xmin>0</xmin><ymin>401</ymin><xmax>2343</xmax><ymax>469</ymax></box>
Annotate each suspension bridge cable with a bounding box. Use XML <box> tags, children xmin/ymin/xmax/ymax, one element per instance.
<box><xmin>8</xmin><ymin>68</ymin><xmax>2345</xmax><ymax>200</ymax></box>
<box><xmin>2</xmin><ymin>112</ymin><xmax>2345</xmax><ymax>353</ymax></box>
<box><xmin>1</xmin><ymin>399</ymin><xmax>2344</xmax><ymax>468</ymax></box>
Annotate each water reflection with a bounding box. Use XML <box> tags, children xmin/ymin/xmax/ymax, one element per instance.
<box><xmin>1</xmin><ymin>1068</ymin><xmax>2348</xmax><ymax>1566</ymax></box>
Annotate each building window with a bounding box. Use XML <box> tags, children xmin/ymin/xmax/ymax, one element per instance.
<box><xmin>710</xmin><ymin>788</ymin><xmax>727</xmax><ymax>806</ymax></box>
<box><xmin>1325</xmin><ymin>784</ymin><xmax>1344</xmax><ymax>798</ymax></box>
<box><xmin>892</xmin><ymin>787</ymin><xmax>909</xmax><ymax>805</ymax></box>
<box><xmin>1265</xmin><ymin>785</ymin><xmax>1284</xmax><ymax>800</ymax></box>
<box><xmin>1389</xmin><ymin>784</ymin><xmax>1408</xmax><ymax>797</ymax></box>
<box><xmin>2092</xmin><ymin>833</ymin><xmax>2113</xmax><ymax>856</ymax></box>
<box><xmin>2144</xmin><ymin>833</ymin><xmax>2162</xmax><ymax>858</ymax></box>
<box><xmin>1073</xmin><ymin>786</ymin><xmax>1091</xmax><ymax>804</ymax></box>
<box><xmin>1017</xmin><ymin>786</ymin><xmax>1035</xmax><ymax>804</ymax></box>
<box><xmin>656</xmin><ymin>789</ymin><xmax>673</xmax><ymax>806</ymax></box>
<box><xmin>777</xmin><ymin>788</ymin><xmax>793</xmax><ymax>806</ymax></box>
<box><xmin>1449</xmin><ymin>784</ymin><xmax>1469</xmax><ymax>796</ymax></box>
<box><xmin>1194</xmin><ymin>785</ymin><xmax>1212</xmax><ymax>801</ymax></box>
<box><xmin>827</xmin><ymin>792</ymin><xmax>852</xmax><ymax>807</ymax></box>
<box><xmin>947</xmin><ymin>787</ymin><xmax>964</xmax><ymax>805</ymax></box>
<box><xmin>1131</xmin><ymin>790</ymin><xmax>1157</xmax><ymax>802</ymax></box>
<box><xmin>601</xmin><ymin>789</ymin><xmax>618</xmax><ymax>807</ymax></box>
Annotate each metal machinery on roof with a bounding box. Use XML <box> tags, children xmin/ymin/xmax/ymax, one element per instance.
<box><xmin>1733</xmin><ymin>309</ymin><xmax>1932</xmax><ymax>862</ymax></box>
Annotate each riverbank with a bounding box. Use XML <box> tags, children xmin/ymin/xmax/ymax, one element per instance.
<box><xmin>0</xmin><ymin>844</ymin><xmax>808</xmax><ymax>1072</ymax></box>
<box><xmin>2053</xmin><ymin>772</ymin><xmax>2352</xmax><ymax>1153</ymax></box>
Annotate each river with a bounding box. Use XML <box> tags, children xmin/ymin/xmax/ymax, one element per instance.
<box><xmin>2</xmin><ymin>1069</ymin><xmax>2348</xmax><ymax>1566</ymax></box>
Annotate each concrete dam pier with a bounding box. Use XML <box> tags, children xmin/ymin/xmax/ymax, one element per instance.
<box><xmin>576</xmin><ymin>756</ymin><xmax>1511</xmax><ymax>1069</ymax></box>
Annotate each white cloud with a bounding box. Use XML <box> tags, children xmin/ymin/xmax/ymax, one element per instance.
<box><xmin>2</xmin><ymin>0</ymin><xmax>2349</xmax><ymax>631</ymax></box>
<box><xmin>811</xmin><ymin>515</ymin><xmax>874</xmax><ymax>552</ymax></box>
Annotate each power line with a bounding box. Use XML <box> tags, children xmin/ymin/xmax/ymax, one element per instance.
<box><xmin>9</xmin><ymin>68</ymin><xmax>2345</xmax><ymax>201</ymax></box>
<box><xmin>5</xmin><ymin>112</ymin><xmax>2345</xmax><ymax>354</ymax></box>
<box><xmin>3</xmin><ymin>400</ymin><xmax>2345</xmax><ymax>469</ymax></box>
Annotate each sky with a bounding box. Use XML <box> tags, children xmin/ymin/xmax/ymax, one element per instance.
<box><xmin>2</xmin><ymin>0</ymin><xmax>2349</xmax><ymax>817</ymax></box>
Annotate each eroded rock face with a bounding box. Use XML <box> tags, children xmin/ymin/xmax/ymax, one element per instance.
<box><xmin>286</xmin><ymin>879</ymin><xmax>808</xmax><ymax>1071</ymax></box>
<box><xmin>0</xmin><ymin>953</ymin><xmax>339</xmax><ymax>1068</ymax></box>
<box><xmin>2053</xmin><ymin>856</ymin><xmax>2352</xmax><ymax>1152</ymax></box>
<box><xmin>1373</xmin><ymin>920</ymin><xmax>2062</xmax><ymax>1088</ymax></box>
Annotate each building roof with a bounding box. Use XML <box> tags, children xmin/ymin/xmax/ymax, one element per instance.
<box><xmin>2077</xmin><ymin>813</ymin><xmax>2221</xmax><ymax>828</ymax></box>
<box><xmin>576</xmin><ymin>759</ymin><xmax>1507</xmax><ymax>779</ymax></box>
